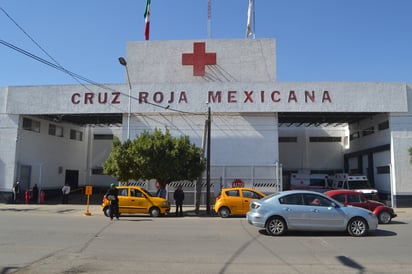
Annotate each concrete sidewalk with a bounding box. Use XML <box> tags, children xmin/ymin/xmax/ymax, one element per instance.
<box><xmin>1</xmin><ymin>200</ymin><xmax>412</xmax><ymax>220</ymax></box>
<box><xmin>0</xmin><ymin>190</ymin><xmax>214</xmax><ymax>217</ymax></box>
<box><xmin>2</xmin><ymin>190</ymin><xmax>411</xmax><ymax>218</ymax></box>
<box><xmin>0</xmin><ymin>203</ymin><xmax>213</xmax><ymax>218</ymax></box>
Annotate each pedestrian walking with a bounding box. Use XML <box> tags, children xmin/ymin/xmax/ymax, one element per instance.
<box><xmin>173</xmin><ymin>185</ymin><xmax>185</xmax><ymax>217</ymax></box>
<box><xmin>12</xmin><ymin>182</ymin><xmax>21</xmax><ymax>203</ymax></box>
<box><xmin>61</xmin><ymin>183</ymin><xmax>71</xmax><ymax>204</ymax></box>
<box><xmin>31</xmin><ymin>183</ymin><xmax>39</xmax><ymax>203</ymax></box>
<box><xmin>25</xmin><ymin>189</ymin><xmax>30</xmax><ymax>204</ymax></box>
<box><xmin>105</xmin><ymin>183</ymin><xmax>119</xmax><ymax>220</ymax></box>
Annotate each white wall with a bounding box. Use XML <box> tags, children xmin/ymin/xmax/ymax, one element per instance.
<box><xmin>88</xmin><ymin>127</ymin><xmax>122</xmax><ymax>187</ymax></box>
<box><xmin>17</xmin><ymin>116</ymin><xmax>89</xmax><ymax>190</ymax></box>
<box><xmin>390</xmin><ymin>85</ymin><xmax>412</xmax><ymax>195</ymax></box>
<box><xmin>130</xmin><ymin>113</ymin><xmax>279</xmax><ymax>166</ymax></box>
<box><xmin>0</xmin><ymin>114</ymin><xmax>19</xmax><ymax>192</ymax></box>
<box><xmin>373</xmin><ymin>151</ymin><xmax>391</xmax><ymax>193</ymax></box>
<box><xmin>126</xmin><ymin>39</ymin><xmax>277</xmax><ymax>84</ymax></box>
<box><xmin>380</xmin><ymin>86</ymin><xmax>412</xmax><ymax>196</ymax></box>
<box><xmin>348</xmin><ymin>113</ymin><xmax>391</xmax><ymax>153</ymax></box>
<box><xmin>279</xmin><ymin>126</ymin><xmax>346</xmax><ymax>172</ymax></box>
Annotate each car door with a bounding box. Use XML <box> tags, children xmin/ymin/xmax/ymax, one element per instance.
<box><xmin>240</xmin><ymin>189</ymin><xmax>263</xmax><ymax>213</ymax></box>
<box><xmin>278</xmin><ymin>193</ymin><xmax>307</xmax><ymax>229</ymax></box>
<box><xmin>224</xmin><ymin>189</ymin><xmax>242</xmax><ymax>214</ymax></box>
<box><xmin>117</xmin><ymin>188</ymin><xmax>130</xmax><ymax>213</ymax></box>
<box><xmin>302</xmin><ymin>193</ymin><xmax>346</xmax><ymax>230</ymax></box>
<box><xmin>347</xmin><ymin>193</ymin><xmax>369</xmax><ymax>210</ymax></box>
<box><xmin>128</xmin><ymin>188</ymin><xmax>150</xmax><ymax>213</ymax></box>
<box><xmin>330</xmin><ymin>193</ymin><xmax>347</xmax><ymax>204</ymax></box>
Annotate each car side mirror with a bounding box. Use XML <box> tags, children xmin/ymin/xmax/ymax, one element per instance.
<box><xmin>331</xmin><ymin>202</ymin><xmax>339</xmax><ymax>208</ymax></box>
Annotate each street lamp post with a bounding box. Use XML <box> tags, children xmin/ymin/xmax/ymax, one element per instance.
<box><xmin>118</xmin><ymin>57</ymin><xmax>132</xmax><ymax>140</ymax></box>
<box><xmin>206</xmin><ymin>106</ymin><xmax>211</xmax><ymax>214</ymax></box>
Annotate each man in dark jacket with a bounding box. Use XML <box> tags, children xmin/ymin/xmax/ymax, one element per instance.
<box><xmin>13</xmin><ymin>182</ymin><xmax>21</xmax><ymax>203</ymax></box>
<box><xmin>31</xmin><ymin>184</ymin><xmax>39</xmax><ymax>204</ymax></box>
<box><xmin>173</xmin><ymin>185</ymin><xmax>185</xmax><ymax>217</ymax></box>
<box><xmin>105</xmin><ymin>183</ymin><xmax>119</xmax><ymax>220</ymax></box>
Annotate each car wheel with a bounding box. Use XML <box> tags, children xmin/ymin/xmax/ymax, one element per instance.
<box><xmin>347</xmin><ymin>217</ymin><xmax>368</xmax><ymax>237</ymax></box>
<box><xmin>103</xmin><ymin>207</ymin><xmax>110</xmax><ymax>217</ymax></box>
<box><xmin>218</xmin><ymin>207</ymin><xmax>231</xmax><ymax>218</ymax></box>
<box><xmin>265</xmin><ymin>216</ymin><xmax>286</xmax><ymax>236</ymax></box>
<box><xmin>149</xmin><ymin>207</ymin><xmax>160</xmax><ymax>217</ymax></box>
<box><xmin>378</xmin><ymin>211</ymin><xmax>392</xmax><ymax>224</ymax></box>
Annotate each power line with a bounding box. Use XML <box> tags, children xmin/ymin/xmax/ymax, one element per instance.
<box><xmin>0</xmin><ymin>5</ymin><xmax>95</xmax><ymax>91</ymax></box>
<box><xmin>0</xmin><ymin>5</ymin><xmax>204</xmax><ymax>116</ymax></box>
<box><xmin>1</xmin><ymin>6</ymin><xmax>61</xmax><ymax>69</ymax></box>
<box><xmin>1</xmin><ymin>39</ymin><xmax>101</xmax><ymax>85</ymax></box>
<box><xmin>0</xmin><ymin>39</ymin><xmax>202</xmax><ymax>116</ymax></box>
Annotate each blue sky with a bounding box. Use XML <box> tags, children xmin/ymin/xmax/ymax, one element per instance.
<box><xmin>1</xmin><ymin>0</ymin><xmax>412</xmax><ymax>87</ymax></box>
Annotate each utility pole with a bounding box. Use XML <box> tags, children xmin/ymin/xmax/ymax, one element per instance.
<box><xmin>206</xmin><ymin>106</ymin><xmax>211</xmax><ymax>214</ymax></box>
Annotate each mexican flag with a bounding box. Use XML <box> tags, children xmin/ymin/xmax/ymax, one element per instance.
<box><xmin>144</xmin><ymin>0</ymin><xmax>151</xmax><ymax>40</ymax></box>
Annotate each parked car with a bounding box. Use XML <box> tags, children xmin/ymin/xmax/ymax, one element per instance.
<box><xmin>246</xmin><ymin>190</ymin><xmax>378</xmax><ymax>237</ymax></box>
<box><xmin>214</xmin><ymin>187</ymin><xmax>266</xmax><ymax>218</ymax></box>
<box><xmin>289</xmin><ymin>173</ymin><xmax>330</xmax><ymax>192</ymax></box>
<box><xmin>102</xmin><ymin>186</ymin><xmax>170</xmax><ymax>217</ymax></box>
<box><xmin>331</xmin><ymin>173</ymin><xmax>379</xmax><ymax>200</ymax></box>
<box><xmin>325</xmin><ymin>189</ymin><xmax>397</xmax><ymax>224</ymax></box>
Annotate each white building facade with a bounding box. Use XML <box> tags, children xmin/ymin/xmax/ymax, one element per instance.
<box><xmin>0</xmin><ymin>39</ymin><xmax>411</xmax><ymax>206</ymax></box>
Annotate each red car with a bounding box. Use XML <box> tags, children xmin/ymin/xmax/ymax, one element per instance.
<box><xmin>325</xmin><ymin>189</ymin><xmax>397</xmax><ymax>224</ymax></box>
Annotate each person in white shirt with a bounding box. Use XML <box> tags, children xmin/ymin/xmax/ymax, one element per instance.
<box><xmin>61</xmin><ymin>183</ymin><xmax>71</xmax><ymax>204</ymax></box>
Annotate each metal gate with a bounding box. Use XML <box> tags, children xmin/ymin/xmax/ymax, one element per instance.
<box><xmin>122</xmin><ymin>163</ymin><xmax>282</xmax><ymax>207</ymax></box>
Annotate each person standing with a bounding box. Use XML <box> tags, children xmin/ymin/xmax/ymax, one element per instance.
<box><xmin>105</xmin><ymin>183</ymin><xmax>119</xmax><ymax>220</ymax></box>
<box><xmin>12</xmin><ymin>182</ymin><xmax>21</xmax><ymax>203</ymax></box>
<box><xmin>173</xmin><ymin>185</ymin><xmax>185</xmax><ymax>217</ymax></box>
<box><xmin>156</xmin><ymin>181</ymin><xmax>167</xmax><ymax>198</ymax></box>
<box><xmin>61</xmin><ymin>183</ymin><xmax>71</xmax><ymax>204</ymax></box>
<box><xmin>31</xmin><ymin>184</ymin><xmax>39</xmax><ymax>204</ymax></box>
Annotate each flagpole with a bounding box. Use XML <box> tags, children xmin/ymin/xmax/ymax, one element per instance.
<box><xmin>208</xmin><ymin>0</ymin><xmax>212</xmax><ymax>39</ymax></box>
<box><xmin>246</xmin><ymin>0</ymin><xmax>253</xmax><ymax>38</ymax></box>
<box><xmin>252</xmin><ymin>0</ymin><xmax>256</xmax><ymax>39</ymax></box>
<box><xmin>144</xmin><ymin>0</ymin><xmax>151</xmax><ymax>40</ymax></box>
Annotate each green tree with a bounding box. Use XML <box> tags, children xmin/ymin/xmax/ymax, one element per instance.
<box><xmin>409</xmin><ymin>147</ymin><xmax>412</xmax><ymax>164</ymax></box>
<box><xmin>103</xmin><ymin>128</ymin><xmax>205</xmax><ymax>187</ymax></box>
<box><xmin>103</xmin><ymin>138</ymin><xmax>140</xmax><ymax>182</ymax></box>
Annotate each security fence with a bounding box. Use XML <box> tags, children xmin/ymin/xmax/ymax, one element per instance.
<box><xmin>124</xmin><ymin>163</ymin><xmax>283</xmax><ymax>207</ymax></box>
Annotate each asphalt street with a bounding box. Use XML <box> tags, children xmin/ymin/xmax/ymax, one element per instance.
<box><xmin>1</xmin><ymin>201</ymin><xmax>412</xmax><ymax>274</ymax></box>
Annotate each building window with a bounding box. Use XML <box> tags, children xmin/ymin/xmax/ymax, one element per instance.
<box><xmin>94</xmin><ymin>134</ymin><xmax>114</xmax><ymax>140</ymax></box>
<box><xmin>279</xmin><ymin>136</ymin><xmax>297</xmax><ymax>143</ymax></box>
<box><xmin>22</xmin><ymin>117</ymin><xmax>40</xmax><ymax>133</ymax></box>
<box><xmin>350</xmin><ymin>131</ymin><xmax>360</xmax><ymax>141</ymax></box>
<box><xmin>309</xmin><ymin>136</ymin><xmax>341</xmax><ymax>142</ymax></box>
<box><xmin>376</xmin><ymin>166</ymin><xmax>390</xmax><ymax>174</ymax></box>
<box><xmin>49</xmin><ymin>124</ymin><xmax>64</xmax><ymax>137</ymax></box>
<box><xmin>362</xmin><ymin>126</ymin><xmax>374</xmax><ymax>137</ymax></box>
<box><xmin>70</xmin><ymin>129</ymin><xmax>83</xmax><ymax>141</ymax></box>
<box><xmin>91</xmin><ymin>167</ymin><xmax>104</xmax><ymax>175</ymax></box>
<box><xmin>378</xmin><ymin>120</ymin><xmax>389</xmax><ymax>131</ymax></box>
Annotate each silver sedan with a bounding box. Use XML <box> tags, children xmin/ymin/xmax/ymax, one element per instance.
<box><xmin>246</xmin><ymin>190</ymin><xmax>378</xmax><ymax>237</ymax></box>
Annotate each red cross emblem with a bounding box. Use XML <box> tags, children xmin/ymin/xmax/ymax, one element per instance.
<box><xmin>182</xmin><ymin>42</ymin><xmax>216</xmax><ymax>76</ymax></box>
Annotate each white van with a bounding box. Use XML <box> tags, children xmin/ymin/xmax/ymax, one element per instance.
<box><xmin>332</xmin><ymin>173</ymin><xmax>379</xmax><ymax>200</ymax></box>
<box><xmin>290</xmin><ymin>173</ymin><xmax>330</xmax><ymax>192</ymax></box>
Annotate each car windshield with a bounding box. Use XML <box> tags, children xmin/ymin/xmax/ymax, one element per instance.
<box><xmin>140</xmin><ymin>188</ymin><xmax>154</xmax><ymax>197</ymax></box>
<box><xmin>327</xmin><ymin>196</ymin><xmax>345</xmax><ymax>207</ymax></box>
<box><xmin>260</xmin><ymin>193</ymin><xmax>280</xmax><ymax>201</ymax></box>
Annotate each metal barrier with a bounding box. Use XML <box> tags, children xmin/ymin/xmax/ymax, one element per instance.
<box><xmin>128</xmin><ymin>164</ymin><xmax>284</xmax><ymax>206</ymax></box>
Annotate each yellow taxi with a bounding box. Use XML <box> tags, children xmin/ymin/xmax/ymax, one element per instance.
<box><xmin>214</xmin><ymin>187</ymin><xmax>266</xmax><ymax>218</ymax></box>
<box><xmin>102</xmin><ymin>185</ymin><xmax>170</xmax><ymax>217</ymax></box>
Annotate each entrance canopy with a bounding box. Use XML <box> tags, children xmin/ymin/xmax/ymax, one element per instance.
<box><xmin>32</xmin><ymin>111</ymin><xmax>377</xmax><ymax>128</ymax></box>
